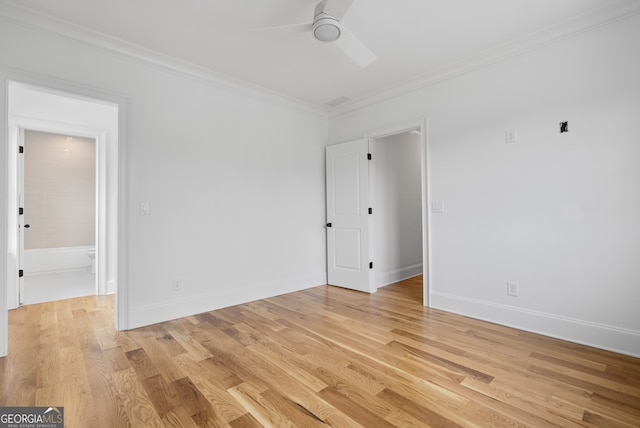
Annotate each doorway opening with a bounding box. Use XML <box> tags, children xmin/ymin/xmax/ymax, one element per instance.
<box><xmin>367</xmin><ymin>119</ymin><xmax>429</xmax><ymax>306</ymax></box>
<box><xmin>20</xmin><ymin>130</ymin><xmax>99</xmax><ymax>305</ymax></box>
<box><xmin>2</xmin><ymin>78</ymin><xmax>128</xmax><ymax>357</ymax></box>
<box><xmin>4</xmin><ymin>79</ymin><xmax>124</xmax><ymax>317</ymax></box>
<box><xmin>370</xmin><ymin>130</ymin><xmax>423</xmax><ymax>291</ymax></box>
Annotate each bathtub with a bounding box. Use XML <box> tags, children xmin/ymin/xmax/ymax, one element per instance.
<box><xmin>24</xmin><ymin>246</ymin><xmax>94</xmax><ymax>275</ymax></box>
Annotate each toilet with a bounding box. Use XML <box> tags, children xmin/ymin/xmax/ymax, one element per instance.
<box><xmin>87</xmin><ymin>248</ymin><xmax>96</xmax><ymax>274</ymax></box>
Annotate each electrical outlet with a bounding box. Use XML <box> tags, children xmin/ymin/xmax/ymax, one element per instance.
<box><xmin>507</xmin><ymin>281</ymin><xmax>518</xmax><ymax>297</ymax></box>
<box><xmin>172</xmin><ymin>280</ymin><xmax>182</xmax><ymax>291</ymax></box>
<box><xmin>505</xmin><ymin>128</ymin><xmax>517</xmax><ymax>144</ymax></box>
<box><xmin>431</xmin><ymin>200</ymin><xmax>445</xmax><ymax>213</ymax></box>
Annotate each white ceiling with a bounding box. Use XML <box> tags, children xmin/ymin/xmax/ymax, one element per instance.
<box><xmin>3</xmin><ymin>0</ymin><xmax>640</xmax><ymax>110</ymax></box>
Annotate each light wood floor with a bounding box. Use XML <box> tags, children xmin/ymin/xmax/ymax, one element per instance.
<box><xmin>1</xmin><ymin>276</ymin><xmax>639</xmax><ymax>427</ymax></box>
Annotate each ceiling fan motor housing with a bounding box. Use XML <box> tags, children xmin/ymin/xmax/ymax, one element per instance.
<box><xmin>313</xmin><ymin>13</ymin><xmax>341</xmax><ymax>42</ymax></box>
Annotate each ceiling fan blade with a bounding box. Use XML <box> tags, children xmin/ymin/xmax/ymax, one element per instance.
<box><xmin>334</xmin><ymin>26</ymin><xmax>376</xmax><ymax>67</ymax></box>
<box><xmin>323</xmin><ymin>0</ymin><xmax>354</xmax><ymax>20</ymax></box>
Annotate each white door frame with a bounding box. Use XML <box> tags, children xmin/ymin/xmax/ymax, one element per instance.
<box><xmin>17</xmin><ymin>128</ymin><xmax>25</xmax><ymax>305</ymax></box>
<box><xmin>1</xmin><ymin>72</ymin><xmax>130</xmax><ymax>358</ymax></box>
<box><xmin>365</xmin><ymin>117</ymin><xmax>431</xmax><ymax>306</ymax></box>
<box><xmin>13</xmin><ymin>121</ymin><xmax>107</xmax><ymax>301</ymax></box>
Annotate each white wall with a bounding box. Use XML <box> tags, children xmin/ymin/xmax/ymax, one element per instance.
<box><xmin>373</xmin><ymin>132</ymin><xmax>423</xmax><ymax>287</ymax></box>
<box><xmin>0</xmin><ymin>8</ymin><xmax>328</xmax><ymax>349</ymax></box>
<box><xmin>24</xmin><ymin>131</ymin><xmax>96</xmax><ymax>250</ymax></box>
<box><xmin>330</xmin><ymin>14</ymin><xmax>640</xmax><ymax>357</ymax></box>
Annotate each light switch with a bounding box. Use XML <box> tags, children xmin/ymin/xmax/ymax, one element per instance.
<box><xmin>505</xmin><ymin>129</ymin><xmax>517</xmax><ymax>144</ymax></box>
<box><xmin>140</xmin><ymin>202</ymin><xmax>150</xmax><ymax>215</ymax></box>
<box><xmin>431</xmin><ymin>200</ymin><xmax>445</xmax><ymax>213</ymax></box>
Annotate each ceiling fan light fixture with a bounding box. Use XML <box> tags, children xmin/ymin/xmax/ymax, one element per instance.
<box><xmin>313</xmin><ymin>16</ymin><xmax>341</xmax><ymax>42</ymax></box>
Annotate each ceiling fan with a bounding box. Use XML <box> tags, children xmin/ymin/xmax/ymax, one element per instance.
<box><xmin>268</xmin><ymin>0</ymin><xmax>376</xmax><ymax>68</ymax></box>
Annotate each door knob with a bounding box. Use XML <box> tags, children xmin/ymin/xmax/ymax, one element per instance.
<box><xmin>24</xmin><ymin>224</ymin><xmax>30</xmax><ymax>228</ymax></box>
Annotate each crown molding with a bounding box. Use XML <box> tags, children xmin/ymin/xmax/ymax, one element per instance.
<box><xmin>3</xmin><ymin>0</ymin><xmax>639</xmax><ymax>121</ymax></box>
<box><xmin>0</xmin><ymin>0</ymin><xmax>328</xmax><ymax>117</ymax></box>
<box><xmin>329</xmin><ymin>0</ymin><xmax>640</xmax><ymax>119</ymax></box>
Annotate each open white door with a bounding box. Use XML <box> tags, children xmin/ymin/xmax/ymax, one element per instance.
<box><xmin>326</xmin><ymin>139</ymin><xmax>374</xmax><ymax>293</ymax></box>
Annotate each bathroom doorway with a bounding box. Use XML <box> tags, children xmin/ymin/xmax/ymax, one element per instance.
<box><xmin>6</xmin><ymin>81</ymin><xmax>119</xmax><ymax>311</ymax></box>
<box><xmin>20</xmin><ymin>130</ymin><xmax>98</xmax><ymax>305</ymax></box>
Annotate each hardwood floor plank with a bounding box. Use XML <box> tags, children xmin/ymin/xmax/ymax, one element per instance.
<box><xmin>111</xmin><ymin>367</ymin><xmax>165</xmax><ymax>427</ymax></box>
<box><xmin>258</xmin><ymin>388</ymin><xmax>328</xmax><ymax>428</ymax></box>
<box><xmin>377</xmin><ymin>387</ymin><xmax>464</xmax><ymax>428</ymax></box>
<box><xmin>388</xmin><ymin>340</ymin><xmax>496</xmax><ymax>384</ymax></box>
<box><xmin>228</xmin><ymin>413</ymin><xmax>262</xmax><ymax>428</ymax></box>
<box><xmin>194</xmin><ymin>378</ymin><xmax>250</xmax><ymax>423</ymax></box>
<box><xmin>164</xmin><ymin>325</ymin><xmax>214</xmax><ymax>362</ymax></box>
<box><xmin>318</xmin><ymin>385</ymin><xmax>397</xmax><ymax>428</ymax></box>
<box><xmin>458</xmin><ymin>377</ymin><xmax>587</xmax><ymax>427</ymax></box>
<box><xmin>161</xmin><ymin>405</ymin><xmax>200</xmax><ymax>428</ymax></box>
<box><xmin>530</xmin><ymin>353</ymin><xmax>640</xmax><ymax>396</ymax></box>
<box><xmin>246</xmin><ymin>343</ymin><xmax>328</xmax><ymax>393</ymax></box>
<box><xmin>582</xmin><ymin>410</ymin><xmax>638</xmax><ymax>428</ymax></box>
<box><xmin>528</xmin><ymin>364</ymin><xmax>640</xmax><ymax>406</ymax></box>
<box><xmin>126</xmin><ymin>347</ymin><xmax>161</xmax><ymax>380</ymax></box>
<box><xmin>83</xmin><ymin>346</ymin><xmax>122</xmax><ymax>428</ymax></box>
<box><xmin>310</xmin><ymin>365</ymin><xmax>399</xmax><ymax>420</ymax></box>
<box><xmin>227</xmin><ymin>382</ymin><xmax>299</xmax><ymax>428</ymax></box>
<box><xmin>586</xmin><ymin>393</ymin><xmax>640</xmax><ymax>427</ymax></box>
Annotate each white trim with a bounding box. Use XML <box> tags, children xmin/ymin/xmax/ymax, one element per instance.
<box><xmin>431</xmin><ymin>292</ymin><xmax>640</xmax><ymax>358</ymax></box>
<box><xmin>95</xmin><ymin>130</ymin><xmax>108</xmax><ymax>295</ymax></box>
<box><xmin>0</xmin><ymin>78</ymin><xmax>8</xmax><ymax>357</ymax></box>
<box><xmin>365</xmin><ymin>118</ymin><xmax>431</xmax><ymax>306</ymax></box>
<box><xmin>376</xmin><ymin>265</ymin><xmax>423</xmax><ymax>289</ymax></box>
<box><xmin>128</xmin><ymin>273</ymin><xmax>326</xmax><ymax>329</ymax></box>
<box><xmin>0</xmin><ymin>2</ymin><xmax>327</xmax><ymax>118</ymax></box>
<box><xmin>3</xmin><ymin>0</ymin><xmax>639</xmax><ymax>118</ymax></box>
<box><xmin>329</xmin><ymin>2</ymin><xmax>640</xmax><ymax>118</ymax></box>
<box><xmin>106</xmin><ymin>279</ymin><xmax>116</xmax><ymax>295</ymax></box>
<box><xmin>116</xmin><ymin>91</ymin><xmax>129</xmax><ymax>331</ymax></box>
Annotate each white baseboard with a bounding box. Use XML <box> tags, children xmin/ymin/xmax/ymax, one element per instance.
<box><xmin>128</xmin><ymin>272</ymin><xmax>327</xmax><ymax>329</ymax></box>
<box><xmin>431</xmin><ymin>291</ymin><xmax>640</xmax><ymax>358</ymax></box>
<box><xmin>106</xmin><ymin>279</ymin><xmax>116</xmax><ymax>295</ymax></box>
<box><xmin>376</xmin><ymin>264</ymin><xmax>422</xmax><ymax>288</ymax></box>
<box><xmin>25</xmin><ymin>246</ymin><xmax>93</xmax><ymax>274</ymax></box>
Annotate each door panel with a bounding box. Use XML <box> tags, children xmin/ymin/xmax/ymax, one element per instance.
<box><xmin>326</xmin><ymin>139</ymin><xmax>373</xmax><ymax>293</ymax></box>
<box><xmin>334</xmin><ymin>228</ymin><xmax>361</xmax><ymax>270</ymax></box>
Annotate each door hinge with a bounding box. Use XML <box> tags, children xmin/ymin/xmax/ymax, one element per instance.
<box><xmin>19</xmin><ymin>207</ymin><xmax>24</xmax><ymax>215</ymax></box>
<box><xmin>369</xmin><ymin>262</ymin><xmax>373</xmax><ymax>269</ymax></box>
<box><xmin>19</xmin><ymin>269</ymin><xmax>23</xmax><ymax>277</ymax></box>
<box><xmin>367</xmin><ymin>153</ymin><xmax>372</xmax><ymax>160</ymax></box>
<box><xmin>19</xmin><ymin>145</ymin><xmax>24</xmax><ymax>154</ymax></box>
<box><xmin>368</xmin><ymin>207</ymin><xmax>372</xmax><ymax>215</ymax></box>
